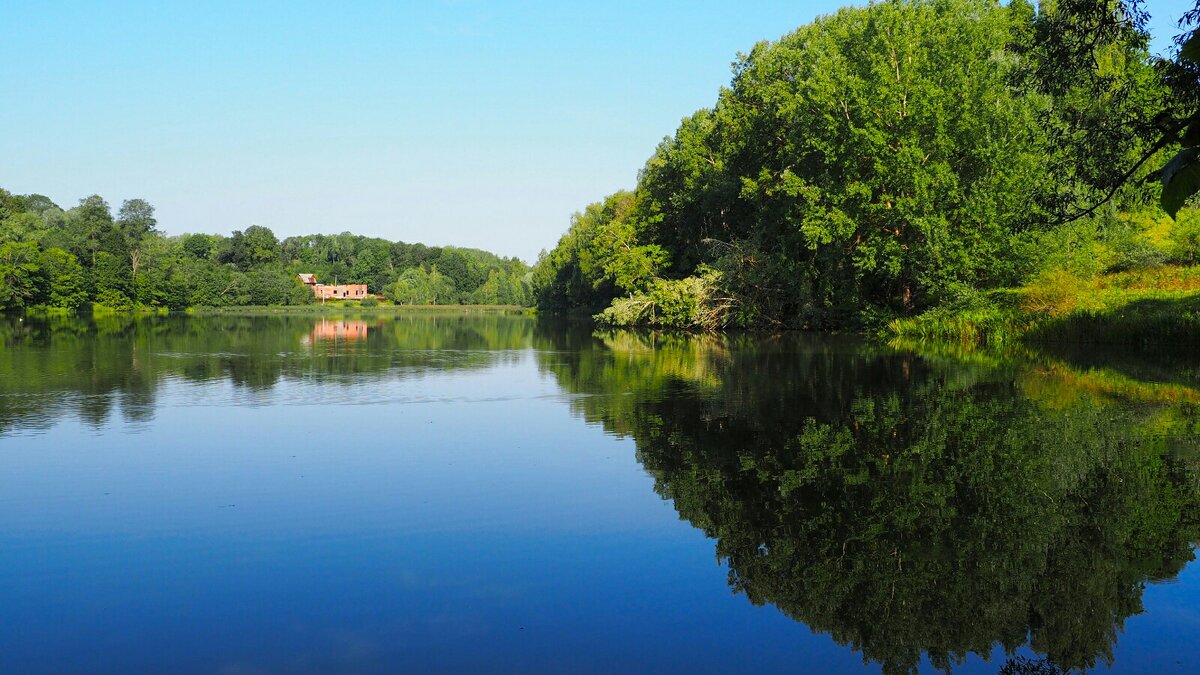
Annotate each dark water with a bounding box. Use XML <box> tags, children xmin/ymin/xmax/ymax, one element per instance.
<box><xmin>1</xmin><ymin>313</ymin><xmax>1198</xmax><ymax>674</ymax></box>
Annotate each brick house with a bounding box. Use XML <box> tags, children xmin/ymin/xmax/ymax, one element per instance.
<box><xmin>297</xmin><ymin>273</ymin><xmax>369</xmax><ymax>300</ymax></box>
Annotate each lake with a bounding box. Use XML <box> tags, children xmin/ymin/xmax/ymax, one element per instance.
<box><xmin>1</xmin><ymin>313</ymin><xmax>1197</xmax><ymax>674</ymax></box>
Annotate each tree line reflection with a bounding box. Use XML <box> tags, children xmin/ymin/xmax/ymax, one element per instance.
<box><xmin>0</xmin><ymin>313</ymin><xmax>534</xmax><ymax>434</ymax></box>
<box><xmin>533</xmin><ymin>328</ymin><xmax>1200</xmax><ymax>674</ymax></box>
<box><xmin>3</xmin><ymin>315</ymin><xmax>1198</xmax><ymax>673</ymax></box>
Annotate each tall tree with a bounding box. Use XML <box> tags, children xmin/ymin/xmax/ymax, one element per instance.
<box><xmin>72</xmin><ymin>195</ymin><xmax>113</xmax><ymax>267</ymax></box>
<box><xmin>116</xmin><ymin>198</ymin><xmax>158</xmax><ymax>279</ymax></box>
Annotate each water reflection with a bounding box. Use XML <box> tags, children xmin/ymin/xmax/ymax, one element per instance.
<box><xmin>533</xmin><ymin>329</ymin><xmax>1200</xmax><ymax>674</ymax></box>
<box><xmin>2</xmin><ymin>314</ymin><xmax>1198</xmax><ymax>673</ymax></box>
<box><xmin>305</xmin><ymin>319</ymin><xmax>372</xmax><ymax>344</ymax></box>
<box><xmin>0</xmin><ymin>313</ymin><xmax>534</xmax><ymax>434</ymax></box>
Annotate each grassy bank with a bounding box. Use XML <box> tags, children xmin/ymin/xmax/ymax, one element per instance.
<box><xmin>888</xmin><ymin>265</ymin><xmax>1200</xmax><ymax>349</ymax></box>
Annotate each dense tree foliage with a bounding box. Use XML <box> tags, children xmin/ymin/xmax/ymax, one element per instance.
<box><xmin>0</xmin><ymin>188</ymin><xmax>532</xmax><ymax>312</ymax></box>
<box><xmin>533</xmin><ymin>0</ymin><xmax>1193</xmax><ymax>328</ymax></box>
<box><xmin>534</xmin><ymin>327</ymin><xmax>1200</xmax><ymax>674</ymax></box>
<box><xmin>1030</xmin><ymin>0</ymin><xmax>1200</xmax><ymax>217</ymax></box>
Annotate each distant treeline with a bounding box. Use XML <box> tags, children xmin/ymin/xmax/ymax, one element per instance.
<box><xmin>0</xmin><ymin>190</ymin><xmax>533</xmax><ymax>312</ymax></box>
<box><xmin>532</xmin><ymin>0</ymin><xmax>1200</xmax><ymax>329</ymax></box>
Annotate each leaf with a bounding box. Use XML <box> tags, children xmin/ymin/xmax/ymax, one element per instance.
<box><xmin>1181</xmin><ymin>30</ymin><xmax>1200</xmax><ymax>64</ymax></box>
<box><xmin>1160</xmin><ymin>147</ymin><xmax>1200</xmax><ymax>217</ymax></box>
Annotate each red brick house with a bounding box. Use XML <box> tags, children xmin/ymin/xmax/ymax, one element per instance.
<box><xmin>297</xmin><ymin>273</ymin><xmax>369</xmax><ymax>300</ymax></box>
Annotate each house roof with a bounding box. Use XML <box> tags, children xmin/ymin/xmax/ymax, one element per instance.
<box><xmin>297</xmin><ymin>273</ymin><xmax>317</xmax><ymax>284</ymax></box>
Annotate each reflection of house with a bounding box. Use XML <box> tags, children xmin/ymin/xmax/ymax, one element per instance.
<box><xmin>309</xmin><ymin>320</ymin><xmax>369</xmax><ymax>343</ymax></box>
<box><xmin>297</xmin><ymin>273</ymin><xmax>368</xmax><ymax>300</ymax></box>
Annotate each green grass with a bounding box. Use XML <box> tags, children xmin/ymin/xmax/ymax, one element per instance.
<box><xmin>887</xmin><ymin>265</ymin><xmax>1200</xmax><ymax>349</ymax></box>
<box><xmin>887</xmin><ymin>305</ymin><xmax>1026</xmax><ymax>347</ymax></box>
<box><xmin>90</xmin><ymin>303</ymin><xmax>169</xmax><ymax>317</ymax></box>
<box><xmin>1027</xmin><ymin>294</ymin><xmax>1200</xmax><ymax>346</ymax></box>
<box><xmin>22</xmin><ymin>305</ymin><xmax>81</xmax><ymax>317</ymax></box>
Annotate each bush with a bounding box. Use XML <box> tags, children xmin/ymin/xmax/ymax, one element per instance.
<box><xmin>938</xmin><ymin>282</ymin><xmax>995</xmax><ymax>312</ymax></box>
<box><xmin>287</xmin><ymin>278</ymin><xmax>315</xmax><ymax>305</ymax></box>
<box><xmin>595</xmin><ymin>267</ymin><xmax>729</xmax><ymax>329</ymax></box>
<box><xmin>1106</xmin><ymin>238</ymin><xmax>1168</xmax><ymax>272</ymax></box>
<box><xmin>360</xmin><ymin>295</ymin><xmax>379</xmax><ymax>307</ymax></box>
<box><xmin>646</xmin><ymin>277</ymin><xmax>704</xmax><ymax>328</ymax></box>
<box><xmin>1022</xmin><ymin>270</ymin><xmax>1090</xmax><ymax>316</ymax></box>
<box><xmin>1028</xmin><ymin>210</ymin><xmax>1173</xmax><ymax>279</ymax></box>
<box><xmin>1168</xmin><ymin>209</ymin><xmax>1200</xmax><ymax>264</ymax></box>
<box><xmin>93</xmin><ymin>289</ymin><xmax>133</xmax><ymax>312</ymax></box>
<box><xmin>1025</xmin><ymin>219</ymin><xmax>1114</xmax><ymax>279</ymax></box>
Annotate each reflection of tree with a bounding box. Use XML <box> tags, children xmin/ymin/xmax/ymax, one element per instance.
<box><xmin>536</xmin><ymin>330</ymin><xmax>1200</xmax><ymax>675</ymax></box>
<box><xmin>0</xmin><ymin>313</ymin><xmax>535</xmax><ymax>434</ymax></box>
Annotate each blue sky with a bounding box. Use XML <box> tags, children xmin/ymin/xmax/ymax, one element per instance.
<box><xmin>1</xmin><ymin>1</ymin><xmax>1195</xmax><ymax>261</ymax></box>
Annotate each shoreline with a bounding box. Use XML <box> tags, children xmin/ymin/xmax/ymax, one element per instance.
<box><xmin>185</xmin><ymin>303</ymin><xmax>531</xmax><ymax>316</ymax></box>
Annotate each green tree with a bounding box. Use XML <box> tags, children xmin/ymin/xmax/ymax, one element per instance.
<box><xmin>72</xmin><ymin>195</ymin><xmax>113</xmax><ymax>267</ymax></box>
<box><xmin>182</xmin><ymin>233</ymin><xmax>217</xmax><ymax>260</ymax></box>
<box><xmin>288</xmin><ymin>276</ymin><xmax>316</xmax><ymax>305</ymax></box>
<box><xmin>536</xmin><ymin>0</ymin><xmax>1172</xmax><ymax>328</ymax></box>
<box><xmin>1016</xmin><ymin>0</ymin><xmax>1200</xmax><ymax>218</ymax></box>
<box><xmin>1</xmin><ymin>185</ymin><xmax>529</xmax><ymax>311</ymax></box>
<box><xmin>0</xmin><ymin>241</ymin><xmax>45</xmax><ymax>310</ymax></box>
<box><xmin>350</xmin><ymin>239</ymin><xmax>394</xmax><ymax>290</ymax></box>
<box><xmin>116</xmin><ymin>198</ymin><xmax>158</xmax><ymax>280</ymax></box>
<box><xmin>0</xmin><ymin>211</ymin><xmax>46</xmax><ymax>243</ymax></box>
<box><xmin>39</xmin><ymin>248</ymin><xmax>88</xmax><ymax>309</ymax></box>
<box><xmin>532</xmin><ymin>191</ymin><xmax>645</xmax><ymax>311</ymax></box>
<box><xmin>92</xmin><ymin>250</ymin><xmax>130</xmax><ymax>299</ymax></box>
<box><xmin>384</xmin><ymin>267</ymin><xmax>456</xmax><ymax>305</ymax></box>
<box><xmin>223</xmin><ymin>225</ymin><xmax>280</xmax><ymax>270</ymax></box>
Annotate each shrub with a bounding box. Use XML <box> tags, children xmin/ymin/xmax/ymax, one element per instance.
<box><xmin>360</xmin><ymin>295</ymin><xmax>379</xmax><ymax>307</ymax></box>
<box><xmin>286</xmin><ymin>277</ymin><xmax>316</xmax><ymax>305</ymax></box>
<box><xmin>1106</xmin><ymin>238</ymin><xmax>1168</xmax><ymax>272</ymax></box>
<box><xmin>93</xmin><ymin>289</ymin><xmax>133</xmax><ymax>312</ymax></box>
<box><xmin>1168</xmin><ymin>209</ymin><xmax>1200</xmax><ymax>264</ymax></box>
<box><xmin>1022</xmin><ymin>270</ymin><xmax>1091</xmax><ymax>316</ymax></box>
<box><xmin>1025</xmin><ymin>219</ymin><xmax>1114</xmax><ymax>279</ymax></box>
<box><xmin>595</xmin><ymin>267</ymin><xmax>730</xmax><ymax>329</ymax></box>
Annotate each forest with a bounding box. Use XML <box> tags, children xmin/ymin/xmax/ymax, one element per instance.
<box><xmin>0</xmin><ymin>190</ymin><xmax>533</xmax><ymax>312</ymax></box>
<box><xmin>532</xmin><ymin>0</ymin><xmax>1200</xmax><ymax>339</ymax></box>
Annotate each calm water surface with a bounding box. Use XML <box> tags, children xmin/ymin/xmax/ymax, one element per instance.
<box><xmin>1</xmin><ymin>313</ymin><xmax>1198</xmax><ymax>674</ymax></box>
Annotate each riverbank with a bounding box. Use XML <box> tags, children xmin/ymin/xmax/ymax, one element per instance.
<box><xmin>186</xmin><ymin>303</ymin><xmax>530</xmax><ymax>316</ymax></box>
<box><xmin>887</xmin><ymin>265</ymin><xmax>1200</xmax><ymax>349</ymax></box>
<box><xmin>16</xmin><ymin>302</ymin><xmax>532</xmax><ymax>318</ymax></box>
<box><xmin>18</xmin><ymin>266</ymin><xmax>1199</xmax><ymax>351</ymax></box>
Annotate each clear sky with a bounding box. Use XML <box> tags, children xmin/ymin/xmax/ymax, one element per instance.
<box><xmin>1</xmin><ymin>1</ymin><xmax>1195</xmax><ymax>262</ymax></box>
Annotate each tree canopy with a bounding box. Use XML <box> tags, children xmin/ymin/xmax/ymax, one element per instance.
<box><xmin>533</xmin><ymin>0</ymin><xmax>1194</xmax><ymax>329</ymax></box>
<box><xmin>0</xmin><ymin>187</ymin><xmax>533</xmax><ymax>312</ymax></box>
